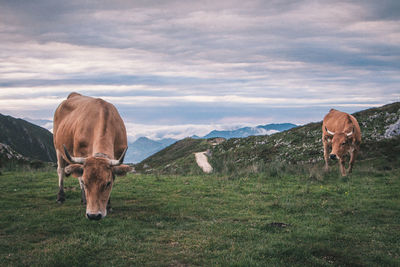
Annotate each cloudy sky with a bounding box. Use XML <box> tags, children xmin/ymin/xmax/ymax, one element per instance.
<box><xmin>0</xmin><ymin>0</ymin><xmax>399</xmax><ymax>141</ymax></box>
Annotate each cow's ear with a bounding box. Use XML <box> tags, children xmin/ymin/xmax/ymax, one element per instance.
<box><xmin>65</xmin><ymin>164</ymin><xmax>84</xmax><ymax>177</ymax></box>
<box><xmin>112</xmin><ymin>164</ymin><xmax>132</xmax><ymax>176</ymax></box>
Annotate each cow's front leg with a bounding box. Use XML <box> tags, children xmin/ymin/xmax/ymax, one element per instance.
<box><xmin>78</xmin><ymin>177</ymin><xmax>87</xmax><ymax>205</ymax></box>
<box><xmin>57</xmin><ymin>165</ymin><xmax>66</xmax><ymax>203</ymax></box>
<box><xmin>107</xmin><ymin>198</ymin><xmax>112</xmax><ymax>213</ymax></box>
<box><xmin>347</xmin><ymin>148</ymin><xmax>357</xmax><ymax>174</ymax></box>
<box><xmin>339</xmin><ymin>158</ymin><xmax>347</xmax><ymax>176</ymax></box>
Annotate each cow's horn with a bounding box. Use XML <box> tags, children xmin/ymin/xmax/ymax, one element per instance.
<box><xmin>346</xmin><ymin>127</ymin><xmax>354</xmax><ymax>137</ymax></box>
<box><xmin>325</xmin><ymin>126</ymin><xmax>335</xmax><ymax>135</ymax></box>
<box><xmin>63</xmin><ymin>145</ymin><xmax>85</xmax><ymax>164</ymax></box>
<box><xmin>109</xmin><ymin>147</ymin><xmax>128</xmax><ymax>166</ymax></box>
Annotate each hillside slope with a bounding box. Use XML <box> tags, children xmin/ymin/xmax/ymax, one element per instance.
<box><xmin>0</xmin><ymin>114</ymin><xmax>56</xmax><ymax>162</ymax></box>
<box><xmin>136</xmin><ymin>102</ymin><xmax>400</xmax><ymax>174</ymax></box>
<box><xmin>135</xmin><ymin>138</ymin><xmax>220</xmax><ymax>174</ymax></box>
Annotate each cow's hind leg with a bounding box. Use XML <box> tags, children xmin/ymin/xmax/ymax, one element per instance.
<box><xmin>78</xmin><ymin>177</ymin><xmax>87</xmax><ymax>205</ymax></box>
<box><xmin>56</xmin><ymin>150</ymin><xmax>66</xmax><ymax>203</ymax></box>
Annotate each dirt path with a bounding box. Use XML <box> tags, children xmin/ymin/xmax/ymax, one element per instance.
<box><xmin>195</xmin><ymin>151</ymin><xmax>213</xmax><ymax>173</ymax></box>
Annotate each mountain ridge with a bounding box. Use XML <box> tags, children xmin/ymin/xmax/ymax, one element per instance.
<box><xmin>0</xmin><ymin>114</ymin><xmax>56</xmax><ymax>162</ymax></box>
<box><xmin>203</xmin><ymin>123</ymin><xmax>296</xmax><ymax>139</ymax></box>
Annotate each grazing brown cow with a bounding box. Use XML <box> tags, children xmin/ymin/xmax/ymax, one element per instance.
<box><xmin>53</xmin><ymin>92</ymin><xmax>131</xmax><ymax>220</ymax></box>
<box><xmin>322</xmin><ymin>109</ymin><xmax>362</xmax><ymax>176</ymax></box>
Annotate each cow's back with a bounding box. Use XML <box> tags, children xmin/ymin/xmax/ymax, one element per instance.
<box><xmin>53</xmin><ymin>93</ymin><xmax>127</xmax><ymax>159</ymax></box>
<box><xmin>323</xmin><ymin>109</ymin><xmax>361</xmax><ymax>142</ymax></box>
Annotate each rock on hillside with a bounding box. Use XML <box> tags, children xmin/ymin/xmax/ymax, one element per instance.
<box><xmin>385</xmin><ymin>118</ymin><xmax>400</xmax><ymax>138</ymax></box>
<box><xmin>0</xmin><ymin>114</ymin><xmax>56</xmax><ymax>162</ymax></box>
<box><xmin>0</xmin><ymin>143</ymin><xmax>28</xmax><ymax>161</ymax></box>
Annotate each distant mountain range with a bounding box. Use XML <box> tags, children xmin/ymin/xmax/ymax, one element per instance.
<box><xmin>125</xmin><ymin>123</ymin><xmax>296</xmax><ymax>163</ymax></box>
<box><xmin>0</xmin><ymin>114</ymin><xmax>56</xmax><ymax>162</ymax></box>
<box><xmin>125</xmin><ymin>137</ymin><xmax>177</xmax><ymax>163</ymax></box>
<box><xmin>201</xmin><ymin>123</ymin><xmax>296</xmax><ymax>139</ymax></box>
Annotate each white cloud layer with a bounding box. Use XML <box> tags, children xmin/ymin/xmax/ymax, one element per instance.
<box><xmin>124</xmin><ymin>122</ymin><xmax>221</xmax><ymax>141</ymax></box>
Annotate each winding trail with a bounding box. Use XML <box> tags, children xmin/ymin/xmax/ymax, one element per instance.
<box><xmin>195</xmin><ymin>151</ymin><xmax>213</xmax><ymax>173</ymax></box>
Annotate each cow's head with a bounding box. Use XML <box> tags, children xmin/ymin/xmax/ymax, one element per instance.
<box><xmin>325</xmin><ymin>126</ymin><xmax>354</xmax><ymax>160</ymax></box>
<box><xmin>63</xmin><ymin>146</ymin><xmax>131</xmax><ymax>220</ymax></box>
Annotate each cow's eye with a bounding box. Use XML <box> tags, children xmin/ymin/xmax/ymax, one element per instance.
<box><xmin>106</xmin><ymin>181</ymin><xmax>112</xmax><ymax>188</ymax></box>
<box><xmin>341</xmin><ymin>142</ymin><xmax>346</xmax><ymax>146</ymax></box>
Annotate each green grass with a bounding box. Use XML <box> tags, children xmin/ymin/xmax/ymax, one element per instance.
<box><xmin>1</xmin><ymin>164</ymin><xmax>399</xmax><ymax>266</ymax></box>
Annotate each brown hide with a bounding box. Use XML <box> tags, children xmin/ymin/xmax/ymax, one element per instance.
<box><xmin>54</xmin><ymin>92</ymin><xmax>130</xmax><ymax>219</ymax></box>
<box><xmin>322</xmin><ymin>109</ymin><xmax>361</xmax><ymax>176</ymax></box>
<box><xmin>54</xmin><ymin>92</ymin><xmax>127</xmax><ymax>158</ymax></box>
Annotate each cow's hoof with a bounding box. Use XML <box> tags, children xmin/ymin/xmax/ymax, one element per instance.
<box><xmin>57</xmin><ymin>192</ymin><xmax>65</xmax><ymax>203</ymax></box>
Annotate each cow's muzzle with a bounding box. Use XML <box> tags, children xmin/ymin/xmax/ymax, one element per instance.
<box><xmin>86</xmin><ymin>213</ymin><xmax>103</xmax><ymax>220</ymax></box>
<box><xmin>330</xmin><ymin>154</ymin><xmax>337</xmax><ymax>160</ymax></box>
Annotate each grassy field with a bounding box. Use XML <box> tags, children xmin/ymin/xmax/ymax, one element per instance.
<box><xmin>1</xmin><ymin>163</ymin><xmax>399</xmax><ymax>266</ymax></box>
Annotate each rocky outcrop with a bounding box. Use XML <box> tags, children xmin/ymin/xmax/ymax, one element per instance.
<box><xmin>385</xmin><ymin>118</ymin><xmax>400</xmax><ymax>138</ymax></box>
<box><xmin>0</xmin><ymin>143</ymin><xmax>27</xmax><ymax>161</ymax></box>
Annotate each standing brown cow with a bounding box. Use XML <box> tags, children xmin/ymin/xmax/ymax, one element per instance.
<box><xmin>53</xmin><ymin>92</ymin><xmax>131</xmax><ymax>220</ymax></box>
<box><xmin>322</xmin><ymin>109</ymin><xmax>361</xmax><ymax>176</ymax></box>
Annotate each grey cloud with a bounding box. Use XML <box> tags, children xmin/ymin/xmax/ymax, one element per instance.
<box><xmin>0</xmin><ymin>0</ymin><xmax>399</xmax><ymax>133</ymax></box>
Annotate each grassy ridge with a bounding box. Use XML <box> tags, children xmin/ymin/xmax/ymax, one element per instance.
<box><xmin>1</xmin><ymin>164</ymin><xmax>399</xmax><ymax>266</ymax></box>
